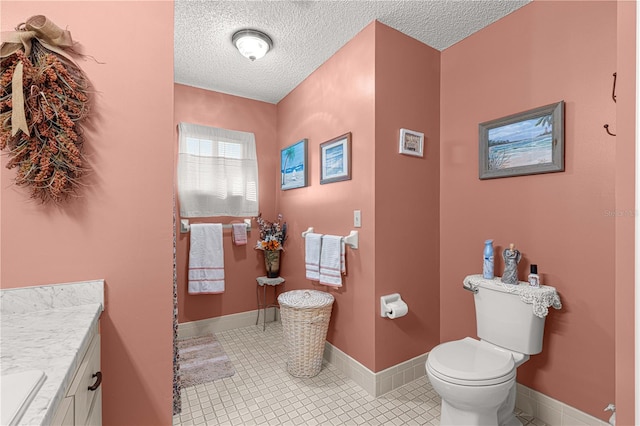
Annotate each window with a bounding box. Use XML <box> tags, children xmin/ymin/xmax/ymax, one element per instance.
<box><xmin>177</xmin><ymin>122</ymin><xmax>259</xmax><ymax>217</ymax></box>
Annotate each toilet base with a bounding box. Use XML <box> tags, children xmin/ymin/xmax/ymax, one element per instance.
<box><xmin>437</xmin><ymin>379</ymin><xmax>520</xmax><ymax>426</ymax></box>
<box><xmin>440</xmin><ymin>399</ymin><xmax>502</xmax><ymax>425</ymax></box>
<box><xmin>497</xmin><ymin>382</ymin><xmax>521</xmax><ymax>426</ymax></box>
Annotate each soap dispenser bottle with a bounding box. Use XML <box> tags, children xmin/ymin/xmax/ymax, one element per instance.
<box><xmin>483</xmin><ymin>239</ymin><xmax>494</xmax><ymax>279</ymax></box>
<box><xmin>528</xmin><ymin>264</ymin><xmax>540</xmax><ymax>287</ymax></box>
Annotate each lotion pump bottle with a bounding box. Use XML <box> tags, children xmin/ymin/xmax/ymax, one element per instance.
<box><xmin>483</xmin><ymin>240</ymin><xmax>494</xmax><ymax>279</ymax></box>
<box><xmin>528</xmin><ymin>264</ymin><xmax>540</xmax><ymax>287</ymax></box>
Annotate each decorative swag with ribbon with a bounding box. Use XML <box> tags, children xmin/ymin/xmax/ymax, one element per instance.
<box><xmin>1</xmin><ymin>15</ymin><xmax>91</xmax><ymax>203</ymax></box>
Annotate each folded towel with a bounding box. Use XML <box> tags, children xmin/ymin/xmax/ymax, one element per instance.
<box><xmin>305</xmin><ymin>233</ymin><xmax>323</xmax><ymax>281</ymax></box>
<box><xmin>231</xmin><ymin>223</ymin><xmax>247</xmax><ymax>246</ymax></box>
<box><xmin>188</xmin><ymin>223</ymin><xmax>225</xmax><ymax>294</ymax></box>
<box><xmin>319</xmin><ymin>235</ymin><xmax>345</xmax><ymax>287</ymax></box>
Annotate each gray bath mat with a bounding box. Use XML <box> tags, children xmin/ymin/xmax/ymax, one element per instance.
<box><xmin>178</xmin><ymin>333</ymin><xmax>235</xmax><ymax>388</ymax></box>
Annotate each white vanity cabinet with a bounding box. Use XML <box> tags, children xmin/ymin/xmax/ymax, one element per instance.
<box><xmin>51</xmin><ymin>325</ymin><xmax>102</xmax><ymax>426</ymax></box>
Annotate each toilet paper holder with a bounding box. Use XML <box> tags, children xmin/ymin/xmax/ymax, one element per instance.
<box><xmin>380</xmin><ymin>293</ymin><xmax>405</xmax><ymax>318</ymax></box>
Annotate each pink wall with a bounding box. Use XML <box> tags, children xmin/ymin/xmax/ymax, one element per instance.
<box><xmin>173</xmin><ymin>84</ymin><xmax>278</xmax><ymax>323</ymax></box>
<box><xmin>1</xmin><ymin>2</ymin><xmax>175</xmax><ymax>425</ymax></box>
<box><xmin>614</xmin><ymin>1</ymin><xmax>637</xmax><ymax>424</ymax></box>
<box><xmin>440</xmin><ymin>2</ymin><xmax>617</xmax><ymax>421</ymax></box>
<box><xmin>373</xmin><ymin>23</ymin><xmax>441</xmax><ymax>370</ymax></box>
<box><xmin>176</xmin><ymin>22</ymin><xmax>442</xmax><ymax>373</ymax></box>
<box><xmin>276</xmin><ymin>21</ymin><xmax>442</xmax><ymax>372</ymax></box>
<box><xmin>1</xmin><ymin>2</ymin><xmax>633</xmax><ymax>424</ymax></box>
<box><xmin>276</xmin><ymin>23</ymin><xmax>378</xmax><ymax>369</ymax></box>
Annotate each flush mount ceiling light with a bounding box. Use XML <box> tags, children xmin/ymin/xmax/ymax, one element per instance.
<box><xmin>232</xmin><ymin>29</ymin><xmax>273</xmax><ymax>61</ymax></box>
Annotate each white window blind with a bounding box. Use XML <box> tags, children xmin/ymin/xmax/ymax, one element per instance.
<box><xmin>177</xmin><ymin>122</ymin><xmax>259</xmax><ymax>217</ymax></box>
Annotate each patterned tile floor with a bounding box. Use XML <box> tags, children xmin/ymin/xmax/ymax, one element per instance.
<box><xmin>173</xmin><ymin>322</ymin><xmax>546</xmax><ymax>426</ymax></box>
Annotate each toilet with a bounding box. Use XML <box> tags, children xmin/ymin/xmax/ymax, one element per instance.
<box><xmin>426</xmin><ymin>277</ymin><xmax>548</xmax><ymax>426</ymax></box>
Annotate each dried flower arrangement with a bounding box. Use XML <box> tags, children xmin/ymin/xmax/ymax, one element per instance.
<box><xmin>254</xmin><ymin>213</ymin><xmax>287</xmax><ymax>251</ymax></box>
<box><xmin>0</xmin><ymin>15</ymin><xmax>90</xmax><ymax>203</ymax></box>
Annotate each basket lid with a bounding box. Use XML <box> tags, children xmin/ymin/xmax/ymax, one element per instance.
<box><xmin>278</xmin><ymin>290</ymin><xmax>334</xmax><ymax>308</ymax></box>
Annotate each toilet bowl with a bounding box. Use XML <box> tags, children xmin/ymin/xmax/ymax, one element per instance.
<box><xmin>427</xmin><ymin>275</ymin><xmax>557</xmax><ymax>425</ymax></box>
<box><xmin>426</xmin><ymin>337</ymin><xmax>528</xmax><ymax>426</ymax></box>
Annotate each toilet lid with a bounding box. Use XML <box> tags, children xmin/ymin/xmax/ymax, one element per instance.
<box><xmin>427</xmin><ymin>337</ymin><xmax>515</xmax><ymax>386</ymax></box>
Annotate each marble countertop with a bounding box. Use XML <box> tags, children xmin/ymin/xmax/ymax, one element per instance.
<box><xmin>1</xmin><ymin>281</ymin><xmax>103</xmax><ymax>425</ymax></box>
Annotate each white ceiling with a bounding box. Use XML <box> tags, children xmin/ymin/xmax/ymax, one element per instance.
<box><xmin>174</xmin><ymin>0</ymin><xmax>531</xmax><ymax>104</ymax></box>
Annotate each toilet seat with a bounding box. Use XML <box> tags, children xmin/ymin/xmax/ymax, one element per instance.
<box><xmin>427</xmin><ymin>337</ymin><xmax>516</xmax><ymax>386</ymax></box>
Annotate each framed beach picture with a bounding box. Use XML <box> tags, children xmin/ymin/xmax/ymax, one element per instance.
<box><xmin>320</xmin><ymin>132</ymin><xmax>351</xmax><ymax>184</ymax></box>
<box><xmin>479</xmin><ymin>101</ymin><xmax>565</xmax><ymax>179</ymax></box>
<box><xmin>399</xmin><ymin>128</ymin><xmax>424</xmax><ymax>157</ymax></box>
<box><xmin>281</xmin><ymin>139</ymin><xmax>308</xmax><ymax>190</ymax></box>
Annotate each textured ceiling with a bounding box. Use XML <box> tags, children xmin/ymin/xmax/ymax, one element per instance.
<box><xmin>175</xmin><ymin>0</ymin><xmax>530</xmax><ymax>104</ymax></box>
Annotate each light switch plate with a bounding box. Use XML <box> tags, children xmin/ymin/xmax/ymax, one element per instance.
<box><xmin>354</xmin><ymin>210</ymin><xmax>361</xmax><ymax>228</ymax></box>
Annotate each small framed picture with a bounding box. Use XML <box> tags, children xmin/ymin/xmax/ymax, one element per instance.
<box><xmin>479</xmin><ymin>101</ymin><xmax>564</xmax><ymax>179</ymax></box>
<box><xmin>399</xmin><ymin>128</ymin><xmax>424</xmax><ymax>157</ymax></box>
<box><xmin>281</xmin><ymin>138</ymin><xmax>308</xmax><ymax>190</ymax></box>
<box><xmin>320</xmin><ymin>132</ymin><xmax>351</xmax><ymax>185</ymax></box>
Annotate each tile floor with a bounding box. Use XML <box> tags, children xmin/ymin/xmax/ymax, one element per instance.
<box><xmin>173</xmin><ymin>322</ymin><xmax>546</xmax><ymax>426</ymax></box>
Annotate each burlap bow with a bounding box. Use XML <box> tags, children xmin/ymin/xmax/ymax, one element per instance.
<box><xmin>1</xmin><ymin>15</ymin><xmax>77</xmax><ymax>136</ymax></box>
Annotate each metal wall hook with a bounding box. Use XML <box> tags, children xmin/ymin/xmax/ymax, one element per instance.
<box><xmin>603</xmin><ymin>72</ymin><xmax>617</xmax><ymax>136</ymax></box>
<box><xmin>604</xmin><ymin>124</ymin><xmax>616</xmax><ymax>137</ymax></box>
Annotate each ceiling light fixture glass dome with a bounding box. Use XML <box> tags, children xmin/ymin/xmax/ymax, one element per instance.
<box><xmin>232</xmin><ymin>29</ymin><xmax>273</xmax><ymax>61</ymax></box>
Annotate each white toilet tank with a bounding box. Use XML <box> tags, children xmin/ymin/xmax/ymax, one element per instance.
<box><xmin>473</xmin><ymin>279</ymin><xmax>545</xmax><ymax>355</ymax></box>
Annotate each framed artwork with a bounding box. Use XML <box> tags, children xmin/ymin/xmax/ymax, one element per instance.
<box><xmin>320</xmin><ymin>132</ymin><xmax>351</xmax><ymax>184</ymax></box>
<box><xmin>399</xmin><ymin>128</ymin><xmax>424</xmax><ymax>157</ymax></box>
<box><xmin>281</xmin><ymin>138</ymin><xmax>308</xmax><ymax>190</ymax></box>
<box><xmin>479</xmin><ymin>101</ymin><xmax>565</xmax><ymax>180</ymax></box>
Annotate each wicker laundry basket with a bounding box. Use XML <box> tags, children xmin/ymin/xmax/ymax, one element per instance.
<box><xmin>278</xmin><ymin>290</ymin><xmax>335</xmax><ymax>378</ymax></box>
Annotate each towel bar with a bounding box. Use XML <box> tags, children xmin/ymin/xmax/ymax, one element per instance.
<box><xmin>301</xmin><ymin>227</ymin><xmax>359</xmax><ymax>250</ymax></box>
<box><xmin>180</xmin><ymin>218</ymin><xmax>251</xmax><ymax>234</ymax></box>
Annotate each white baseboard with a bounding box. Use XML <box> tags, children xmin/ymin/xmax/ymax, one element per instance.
<box><xmin>178</xmin><ymin>313</ymin><xmax>608</xmax><ymax>426</ymax></box>
<box><xmin>516</xmin><ymin>383</ymin><xmax>609</xmax><ymax>426</ymax></box>
<box><xmin>324</xmin><ymin>341</ymin><xmax>609</xmax><ymax>425</ymax></box>
<box><xmin>323</xmin><ymin>340</ymin><xmax>428</xmax><ymax>397</ymax></box>
<box><xmin>177</xmin><ymin>308</ymin><xmax>278</xmax><ymax>339</ymax></box>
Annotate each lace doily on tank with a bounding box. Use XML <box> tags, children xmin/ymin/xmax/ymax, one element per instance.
<box><xmin>463</xmin><ymin>274</ymin><xmax>562</xmax><ymax>318</ymax></box>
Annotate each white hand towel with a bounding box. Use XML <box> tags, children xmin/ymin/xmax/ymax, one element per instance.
<box><xmin>319</xmin><ymin>235</ymin><xmax>345</xmax><ymax>287</ymax></box>
<box><xmin>340</xmin><ymin>239</ymin><xmax>346</xmax><ymax>275</ymax></box>
<box><xmin>305</xmin><ymin>233</ymin><xmax>323</xmax><ymax>281</ymax></box>
<box><xmin>188</xmin><ymin>223</ymin><xmax>225</xmax><ymax>294</ymax></box>
<box><xmin>231</xmin><ymin>223</ymin><xmax>247</xmax><ymax>246</ymax></box>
